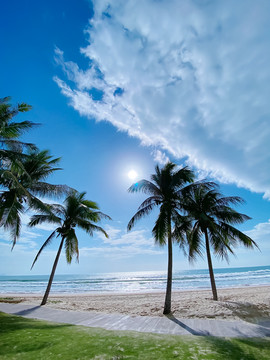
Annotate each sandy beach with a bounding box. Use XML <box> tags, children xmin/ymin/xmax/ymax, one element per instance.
<box><xmin>3</xmin><ymin>285</ymin><xmax>270</xmax><ymax>323</ymax></box>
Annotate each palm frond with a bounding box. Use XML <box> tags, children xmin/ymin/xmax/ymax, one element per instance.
<box><xmin>187</xmin><ymin>222</ymin><xmax>204</xmax><ymax>262</ymax></box>
<box><xmin>215</xmin><ymin>208</ymin><xmax>251</xmax><ymax>224</ymax></box>
<box><xmin>128</xmin><ymin>180</ymin><xmax>160</xmax><ymax>195</ymax></box>
<box><xmin>171</xmin><ymin>166</ymin><xmax>195</xmax><ymax>188</ymax></box>
<box><xmin>0</xmin><ymin>169</ymin><xmax>29</xmax><ymax>195</ymax></box>
<box><xmin>31</xmin><ymin>231</ymin><xmax>57</xmax><ymax>269</ymax></box>
<box><xmin>77</xmin><ymin>218</ymin><xmax>109</xmax><ymax>238</ymax></box>
<box><xmin>1</xmin><ymin>121</ymin><xmax>38</xmax><ymax>139</ymax></box>
<box><xmin>127</xmin><ymin>203</ymin><xmax>155</xmax><ymax>231</ymax></box>
<box><xmin>28</xmin><ymin>183</ymin><xmax>71</xmax><ymax>198</ymax></box>
<box><xmin>180</xmin><ymin>180</ymin><xmax>217</xmax><ymax>198</ymax></box>
<box><xmin>28</xmin><ymin>213</ymin><xmax>62</xmax><ymax>227</ymax></box>
<box><xmin>90</xmin><ymin>211</ymin><xmax>112</xmax><ymax>221</ymax></box>
<box><xmin>27</xmin><ymin>195</ymin><xmax>53</xmax><ymax>214</ymax></box>
<box><xmin>216</xmin><ymin>196</ymin><xmax>245</xmax><ymax>207</ymax></box>
<box><xmin>64</xmin><ymin>229</ymin><xmax>79</xmax><ymax>264</ymax></box>
<box><xmin>138</xmin><ymin>196</ymin><xmax>161</xmax><ymax>210</ymax></box>
<box><xmin>0</xmin><ymin>192</ymin><xmax>24</xmax><ymax>248</ymax></box>
<box><xmin>152</xmin><ymin>208</ymin><xmax>168</xmax><ymax>246</ymax></box>
<box><xmin>78</xmin><ymin>206</ymin><xmax>112</xmax><ymax>223</ymax></box>
<box><xmin>81</xmin><ymin>199</ymin><xmax>99</xmax><ymax>210</ymax></box>
<box><xmin>10</xmin><ymin>213</ymin><xmax>21</xmax><ymax>250</ymax></box>
<box><xmin>208</xmin><ymin>225</ymin><xmax>233</xmax><ymax>262</ymax></box>
<box><xmin>1</xmin><ymin>139</ymin><xmax>37</xmax><ymax>152</ymax></box>
<box><xmin>219</xmin><ymin>222</ymin><xmax>259</xmax><ymax>249</ymax></box>
<box><xmin>172</xmin><ymin>213</ymin><xmax>192</xmax><ymax>245</ymax></box>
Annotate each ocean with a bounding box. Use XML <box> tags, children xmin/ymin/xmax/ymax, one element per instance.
<box><xmin>0</xmin><ymin>265</ymin><xmax>269</xmax><ymax>294</ymax></box>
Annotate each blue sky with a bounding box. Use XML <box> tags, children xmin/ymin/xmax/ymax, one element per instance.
<box><xmin>1</xmin><ymin>0</ymin><xmax>270</xmax><ymax>276</ymax></box>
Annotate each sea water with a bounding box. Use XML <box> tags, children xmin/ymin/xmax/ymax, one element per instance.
<box><xmin>0</xmin><ymin>265</ymin><xmax>270</xmax><ymax>294</ymax></box>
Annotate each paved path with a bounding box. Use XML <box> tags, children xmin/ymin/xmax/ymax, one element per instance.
<box><xmin>1</xmin><ymin>303</ymin><xmax>270</xmax><ymax>338</ymax></box>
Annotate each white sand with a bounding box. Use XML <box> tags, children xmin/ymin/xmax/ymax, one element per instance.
<box><xmin>4</xmin><ymin>286</ymin><xmax>270</xmax><ymax>322</ymax></box>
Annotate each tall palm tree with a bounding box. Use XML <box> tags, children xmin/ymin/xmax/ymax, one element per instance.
<box><xmin>29</xmin><ymin>191</ymin><xmax>111</xmax><ymax>305</ymax></box>
<box><xmin>182</xmin><ymin>183</ymin><xmax>257</xmax><ymax>301</ymax></box>
<box><xmin>128</xmin><ymin>162</ymin><xmax>195</xmax><ymax>314</ymax></box>
<box><xmin>0</xmin><ymin>149</ymin><xmax>69</xmax><ymax>247</ymax></box>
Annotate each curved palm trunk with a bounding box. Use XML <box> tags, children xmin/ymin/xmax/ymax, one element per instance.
<box><xmin>204</xmin><ymin>230</ymin><xmax>218</xmax><ymax>301</ymax></box>
<box><xmin>41</xmin><ymin>236</ymin><xmax>64</xmax><ymax>306</ymax></box>
<box><xmin>163</xmin><ymin>218</ymin><xmax>172</xmax><ymax>314</ymax></box>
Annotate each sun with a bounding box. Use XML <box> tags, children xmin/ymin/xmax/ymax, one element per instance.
<box><xmin>127</xmin><ymin>169</ymin><xmax>138</xmax><ymax>180</ymax></box>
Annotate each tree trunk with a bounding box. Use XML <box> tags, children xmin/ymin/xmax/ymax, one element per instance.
<box><xmin>163</xmin><ymin>217</ymin><xmax>173</xmax><ymax>314</ymax></box>
<box><xmin>41</xmin><ymin>237</ymin><xmax>64</xmax><ymax>306</ymax></box>
<box><xmin>204</xmin><ymin>230</ymin><xmax>218</xmax><ymax>301</ymax></box>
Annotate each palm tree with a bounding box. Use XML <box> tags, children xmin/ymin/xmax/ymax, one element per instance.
<box><xmin>0</xmin><ymin>97</ymin><xmax>66</xmax><ymax>247</ymax></box>
<box><xmin>29</xmin><ymin>191</ymin><xmax>111</xmax><ymax>305</ymax></box>
<box><xmin>181</xmin><ymin>183</ymin><xmax>257</xmax><ymax>301</ymax></box>
<box><xmin>0</xmin><ymin>96</ymin><xmax>38</xmax><ymax>160</ymax></box>
<box><xmin>0</xmin><ymin>149</ymin><xmax>69</xmax><ymax>247</ymax></box>
<box><xmin>127</xmin><ymin>162</ymin><xmax>195</xmax><ymax>314</ymax></box>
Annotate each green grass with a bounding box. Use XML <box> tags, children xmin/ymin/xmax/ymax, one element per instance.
<box><xmin>0</xmin><ymin>312</ymin><xmax>269</xmax><ymax>360</ymax></box>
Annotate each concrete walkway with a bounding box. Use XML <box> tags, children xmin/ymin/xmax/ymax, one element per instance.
<box><xmin>1</xmin><ymin>303</ymin><xmax>270</xmax><ymax>338</ymax></box>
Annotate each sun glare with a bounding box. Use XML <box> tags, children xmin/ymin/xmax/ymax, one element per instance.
<box><xmin>128</xmin><ymin>169</ymin><xmax>138</xmax><ymax>180</ymax></box>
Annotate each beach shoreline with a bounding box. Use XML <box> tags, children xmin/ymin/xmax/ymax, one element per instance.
<box><xmin>2</xmin><ymin>285</ymin><xmax>270</xmax><ymax>323</ymax></box>
<box><xmin>2</xmin><ymin>283</ymin><xmax>270</xmax><ymax>297</ymax></box>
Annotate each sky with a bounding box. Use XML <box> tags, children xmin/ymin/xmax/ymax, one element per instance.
<box><xmin>1</xmin><ymin>0</ymin><xmax>270</xmax><ymax>276</ymax></box>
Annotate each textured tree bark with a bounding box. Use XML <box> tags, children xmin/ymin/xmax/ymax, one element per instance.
<box><xmin>41</xmin><ymin>237</ymin><xmax>64</xmax><ymax>306</ymax></box>
<box><xmin>205</xmin><ymin>230</ymin><xmax>218</xmax><ymax>301</ymax></box>
<box><xmin>163</xmin><ymin>218</ymin><xmax>173</xmax><ymax>314</ymax></box>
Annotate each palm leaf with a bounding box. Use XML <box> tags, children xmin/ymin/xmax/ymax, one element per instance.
<box><xmin>28</xmin><ymin>183</ymin><xmax>71</xmax><ymax>198</ymax></box>
<box><xmin>64</xmin><ymin>229</ymin><xmax>79</xmax><ymax>264</ymax></box>
<box><xmin>152</xmin><ymin>207</ymin><xmax>168</xmax><ymax>245</ymax></box>
<box><xmin>76</xmin><ymin>218</ymin><xmax>109</xmax><ymax>238</ymax></box>
<box><xmin>138</xmin><ymin>196</ymin><xmax>162</xmax><ymax>210</ymax></box>
<box><xmin>29</xmin><ymin>213</ymin><xmax>62</xmax><ymax>227</ymax></box>
<box><xmin>219</xmin><ymin>222</ymin><xmax>258</xmax><ymax>249</ymax></box>
<box><xmin>31</xmin><ymin>231</ymin><xmax>57</xmax><ymax>269</ymax></box>
<box><xmin>187</xmin><ymin>222</ymin><xmax>204</xmax><ymax>262</ymax></box>
<box><xmin>128</xmin><ymin>180</ymin><xmax>160</xmax><ymax>195</ymax></box>
<box><xmin>172</xmin><ymin>213</ymin><xmax>191</xmax><ymax>246</ymax></box>
<box><xmin>0</xmin><ymin>192</ymin><xmax>24</xmax><ymax>248</ymax></box>
<box><xmin>127</xmin><ymin>203</ymin><xmax>156</xmax><ymax>231</ymax></box>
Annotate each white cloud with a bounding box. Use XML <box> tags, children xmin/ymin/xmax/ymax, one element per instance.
<box><xmin>245</xmin><ymin>219</ymin><xmax>270</xmax><ymax>249</ymax></box>
<box><xmin>88</xmin><ymin>224</ymin><xmax>164</xmax><ymax>259</ymax></box>
<box><xmin>100</xmin><ymin>225</ymin><xmax>153</xmax><ymax>246</ymax></box>
<box><xmin>80</xmin><ymin>244</ymin><xmax>163</xmax><ymax>259</ymax></box>
<box><xmin>151</xmin><ymin>150</ymin><xmax>170</xmax><ymax>165</ymax></box>
<box><xmin>55</xmin><ymin>0</ymin><xmax>270</xmax><ymax>198</ymax></box>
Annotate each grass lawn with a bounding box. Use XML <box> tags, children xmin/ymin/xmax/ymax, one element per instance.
<box><xmin>0</xmin><ymin>312</ymin><xmax>269</xmax><ymax>359</ymax></box>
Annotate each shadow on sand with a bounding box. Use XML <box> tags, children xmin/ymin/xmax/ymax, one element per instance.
<box><xmin>220</xmin><ymin>300</ymin><xmax>270</xmax><ymax>325</ymax></box>
<box><xmin>15</xmin><ymin>305</ymin><xmax>41</xmax><ymax>316</ymax></box>
<box><xmin>166</xmin><ymin>314</ymin><xmax>211</xmax><ymax>336</ymax></box>
<box><xmin>167</xmin><ymin>314</ymin><xmax>269</xmax><ymax>360</ymax></box>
